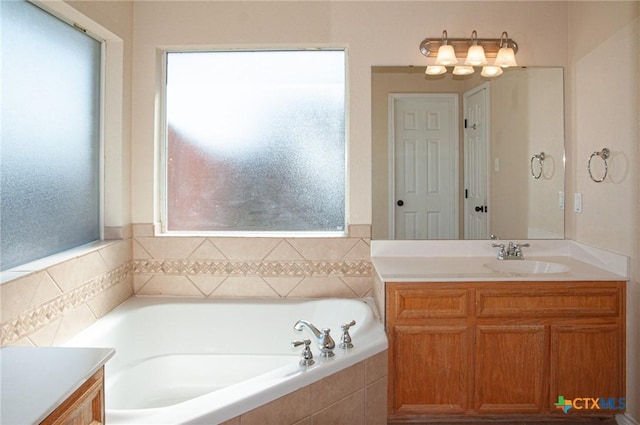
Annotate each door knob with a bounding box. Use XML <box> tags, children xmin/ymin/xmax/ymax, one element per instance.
<box><xmin>475</xmin><ymin>205</ymin><xmax>488</xmax><ymax>212</ymax></box>
<box><xmin>397</xmin><ymin>200</ymin><xmax>404</xmax><ymax>206</ymax></box>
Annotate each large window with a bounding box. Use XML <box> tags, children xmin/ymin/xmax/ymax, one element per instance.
<box><xmin>164</xmin><ymin>50</ymin><xmax>346</xmax><ymax>234</ymax></box>
<box><xmin>1</xmin><ymin>0</ymin><xmax>102</xmax><ymax>271</ymax></box>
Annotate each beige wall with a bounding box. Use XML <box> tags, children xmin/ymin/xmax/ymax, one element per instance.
<box><xmin>567</xmin><ymin>2</ymin><xmax>639</xmax><ymax>421</ymax></box>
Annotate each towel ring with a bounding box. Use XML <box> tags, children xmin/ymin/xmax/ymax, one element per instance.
<box><xmin>530</xmin><ymin>152</ymin><xmax>545</xmax><ymax>179</ymax></box>
<box><xmin>588</xmin><ymin>148</ymin><xmax>610</xmax><ymax>183</ymax></box>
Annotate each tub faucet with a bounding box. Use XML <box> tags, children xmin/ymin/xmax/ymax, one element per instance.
<box><xmin>294</xmin><ymin>320</ymin><xmax>335</xmax><ymax>358</ymax></box>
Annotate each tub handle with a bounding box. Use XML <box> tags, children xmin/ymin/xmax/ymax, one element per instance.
<box><xmin>291</xmin><ymin>339</ymin><xmax>314</xmax><ymax>366</ymax></box>
<box><xmin>339</xmin><ymin>320</ymin><xmax>356</xmax><ymax>349</ymax></box>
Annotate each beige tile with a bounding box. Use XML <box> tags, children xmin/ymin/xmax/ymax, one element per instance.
<box><xmin>47</xmin><ymin>252</ymin><xmax>109</xmax><ymax>292</ymax></box>
<box><xmin>287</xmin><ymin>238</ymin><xmax>359</xmax><ymax>261</ymax></box>
<box><xmin>136</xmin><ymin>275</ymin><xmax>204</xmax><ymax>297</ymax></box>
<box><xmin>132</xmin><ymin>223</ymin><xmax>154</xmax><ymax>237</ymax></box>
<box><xmin>135</xmin><ymin>237</ymin><xmax>204</xmax><ymax>259</ymax></box>
<box><xmin>5</xmin><ymin>337</ymin><xmax>36</xmax><ymax>347</ymax></box>
<box><xmin>287</xmin><ymin>277</ymin><xmax>357</xmax><ymax>298</ymax></box>
<box><xmin>189</xmin><ymin>240</ymin><xmax>227</xmax><ymax>260</ymax></box>
<box><xmin>52</xmin><ymin>303</ymin><xmax>98</xmax><ymax>345</ymax></box>
<box><xmin>211</xmin><ymin>238</ymin><xmax>281</xmax><ymax>261</ymax></box>
<box><xmin>311</xmin><ymin>389</ymin><xmax>364</xmax><ymax>425</ymax></box>
<box><xmin>133</xmin><ymin>274</ymin><xmax>153</xmax><ymax>293</ymax></box>
<box><xmin>26</xmin><ymin>318</ymin><xmax>62</xmax><ymax>347</ymax></box>
<box><xmin>87</xmin><ymin>281</ymin><xmax>133</xmax><ymax>318</ymax></box>
<box><xmin>263</xmin><ymin>277</ymin><xmax>303</xmax><ymax>297</ymax></box>
<box><xmin>188</xmin><ymin>275</ymin><xmax>227</xmax><ymax>296</ymax></box>
<box><xmin>98</xmin><ymin>240</ymin><xmax>132</xmax><ymax>269</ymax></box>
<box><xmin>365</xmin><ymin>377</ymin><xmax>388</xmax><ymax>425</ymax></box>
<box><xmin>341</xmin><ymin>277</ymin><xmax>374</xmax><ymax>297</ymax></box>
<box><xmin>211</xmin><ymin>277</ymin><xmax>279</xmax><ymax>298</ymax></box>
<box><xmin>348</xmin><ymin>225</ymin><xmax>371</xmax><ymax>238</ymax></box>
<box><xmin>310</xmin><ymin>362</ymin><xmax>365</xmax><ymax>412</ymax></box>
<box><xmin>103</xmin><ymin>226</ymin><xmax>122</xmax><ymax>240</ymax></box>
<box><xmin>365</xmin><ymin>350</ymin><xmax>388</xmax><ymax>385</ymax></box>
<box><xmin>0</xmin><ymin>272</ymin><xmax>58</xmax><ymax>322</ymax></box>
<box><xmin>240</xmin><ymin>386</ymin><xmax>310</xmax><ymax>425</ymax></box>
<box><xmin>264</xmin><ymin>241</ymin><xmax>305</xmax><ymax>261</ymax></box>
<box><xmin>133</xmin><ymin>240</ymin><xmax>152</xmax><ymax>259</ymax></box>
<box><xmin>342</xmin><ymin>239</ymin><xmax>371</xmax><ymax>261</ymax></box>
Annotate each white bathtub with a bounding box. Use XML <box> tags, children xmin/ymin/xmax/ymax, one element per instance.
<box><xmin>64</xmin><ymin>296</ymin><xmax>388</xmax><ymax>424</ymax></box>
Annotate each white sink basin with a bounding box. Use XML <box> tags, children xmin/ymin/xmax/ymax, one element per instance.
<box><xmin>484</xmin><ymin>260</ymin><xmax>570</xmax><ymax>274</ymax></box>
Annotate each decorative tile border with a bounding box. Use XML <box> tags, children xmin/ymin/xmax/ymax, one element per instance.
<box><xmin>133</xmin><ymin>259</ymin><xmax>372</xmax><ymax>277</ymax></box>
<box><xmin>1</xmin><ymin>261</ymin><xmax>132</xmax><ymax>345</ymax></box>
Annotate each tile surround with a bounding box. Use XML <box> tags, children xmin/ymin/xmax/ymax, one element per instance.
<box><xmin>1</xmin><ymin>224</ymin><xmax>375</xmax><ymax>346</ymax></box>
<box><xmin>220</xmin><ymin>350</ymin><xmax>388</xmax><ymax>425</ymax></box>
<box><xmin>133</xmin><ymin>227</ymin><xmax>374</xmax><ymax>299</ymax></box>
<box><xmin>1</xmin><ymin>239</ymin><xmax>133</xmax><ymax>347</ymax></box>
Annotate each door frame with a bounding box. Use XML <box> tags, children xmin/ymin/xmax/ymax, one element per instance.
<box><xmin>388</xmin><ymin>93</ymin><xmax>459</xmax><ymax>239</ymax></box>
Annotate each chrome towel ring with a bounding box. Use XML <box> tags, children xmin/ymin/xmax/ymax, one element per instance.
<box><xmin>530</xmin><ymin>152</ymin><xmax>545</xmax><ymax>179</ymax></box>
<box><xmin>588</xmin><ymin>148</ymin><xmax>610</xmax><ymax>183</ymax></box>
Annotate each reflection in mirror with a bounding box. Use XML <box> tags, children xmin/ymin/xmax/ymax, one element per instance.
<box><xmin>372</xmin><ymin>66</ymin><xmax>564</xmax><ymax>240</ymax></box>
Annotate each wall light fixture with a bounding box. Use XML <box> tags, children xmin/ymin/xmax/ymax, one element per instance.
<box><xmin>421</xmin><ymin>30</ymin><xmax>518</xmax><ymax>77</ymax></box>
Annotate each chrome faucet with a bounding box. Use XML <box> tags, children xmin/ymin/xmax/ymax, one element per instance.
<box><xmin>492</xmin><ymin>241</ymin><xmax>530</xmax><ymax>260</ymax></box>
<box><xmin>294</xmin><ymin>320</ymin><xmax>335</xmax><ymax>358</ymax></box>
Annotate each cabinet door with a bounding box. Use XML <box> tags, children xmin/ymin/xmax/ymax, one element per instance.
<box><xmin>550</xmin><ymin>324</ymin><xmax>624</xmax><ymax>413</ymax></box>
<box><xmin>390</xmin><ymin>324</ymin><xmax>472</xmax><ymax>415</ymax></box>
<box><xmin>475</xmin><ymin>324</ymin><xmax>546</xmax><ymax>413</ymax></box>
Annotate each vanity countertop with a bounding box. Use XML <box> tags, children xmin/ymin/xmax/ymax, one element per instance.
<box><xmin>371</xmin><ymin>255</ymin><xmax>626</xmax><ymax>282</ymax></box>
<box><xmin>0</xmin><ymin>346</ymin><xmax>114</xmax><ymax>425</ymax></box>
<box><xmin>370</xmin><ymin>240</ymin><xmax>629</xmax><ymax>282</ymax></box>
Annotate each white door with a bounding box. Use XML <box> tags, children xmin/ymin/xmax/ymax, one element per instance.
<box><xmin>463</xmin><ymin>83</ymin><xmax>490</xmax><ymax>239</ymax></box>
<box><xmin>390</xmin><ymin>94</ymin><xmax>458</xmax><ymax>239</ymax></box>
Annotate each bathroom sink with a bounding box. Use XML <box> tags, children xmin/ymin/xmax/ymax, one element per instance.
<box><xmin>484</xmin><ymin>260</ymin><xmax>570</xmax><ymax>274</ymax></box>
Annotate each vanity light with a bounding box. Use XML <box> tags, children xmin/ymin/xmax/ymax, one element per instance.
<box><xmin>434</xmin><ymin>30</ymin><xmax>458</xmax><ymax>66</ymax></box>
<box><xmin>419</xmin><ymin>29</ymin><xmax>518</xmax><ymax>77</ymax></box>
<box><xmin>481</xmin><ymin>65</ymin><xmax>503</xmax><ymax>77</ymax></box>
<box><xmin>464</xmin><ymin>31</ymin><xmax>488</xmax><ymax>66</ymax></box>
<box><xmin>453</xmin><ymin>65</ymin><xmax>475</xmax><ymax>76</ymax></box>
<box><xmin>494</xmin><ymin>31</ymin><xmax>518</xmax><ymax>68</ymax></box>
<box><xmin>425</xmin><ymin>65</ymin><xmax>447</xmax><ymax>75</ymax></box>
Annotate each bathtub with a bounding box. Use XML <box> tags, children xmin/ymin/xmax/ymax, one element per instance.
<box><xmin>64</xmin><ymin>296</ymin><xmax>388</xmax><ymax>424</ymax></box>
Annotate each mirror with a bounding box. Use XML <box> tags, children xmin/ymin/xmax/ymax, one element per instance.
<box><xmin>372</xmin><ymin>66</ymin><xmax>565</xmax><ymax>240</ymax></box>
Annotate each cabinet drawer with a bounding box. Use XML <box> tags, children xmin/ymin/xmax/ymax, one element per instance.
<box><xmin>389</xmin><ymin>286</ymin><xmax>470</xmax><ymax>321</ymax></box>
<box><xmin>476</xmin><ymin>287</ymin><xmax>621</xmax><ymax>318</ymax></box>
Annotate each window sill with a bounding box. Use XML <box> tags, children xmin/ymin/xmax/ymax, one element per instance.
<box><xmin>0</xmin><ymin>240</ymin><xmax>121</xmax><ymax>285</ymax></box>
<box><xmin>157</xmin><ymin>230</ymin><xmax>348</xmax><ymax>238</ymax></box>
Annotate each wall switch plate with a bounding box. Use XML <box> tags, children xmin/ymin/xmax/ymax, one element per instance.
<box><xmin>559</xmin><ymin>191</ymin><xmax>564</xmax><ymax>210</ymax></box>
<box><xmin>574</xmin><ymin>193</ymin><xmax>582</xmax><ymax>213</ymax></box>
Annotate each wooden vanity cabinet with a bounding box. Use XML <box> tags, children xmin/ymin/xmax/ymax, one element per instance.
<box><xmin>386</xmin><ymin>281</ymin><xmax>625</xmax><ymax>420</ymax></box>
<box><xmin>41</xmin><ymin>367</ymin><xmax>105</xmax><ymax>425</ymax></box>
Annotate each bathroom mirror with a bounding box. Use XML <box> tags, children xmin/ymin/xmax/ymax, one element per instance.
<box><xmin>372</xmin><ymin>66</ymin><xmax>565</xmax><ymax>240</ymax></box>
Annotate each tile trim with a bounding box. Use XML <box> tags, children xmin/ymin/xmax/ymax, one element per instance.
<box><xmin>1</xmin><ymin>261</ymin><xmax>132</xmax><ymax>345</ymax></box>
<box><xmin>133</xmin><ymin>259</ymin><xmax>372</xmax><ymax>277</ymax></box>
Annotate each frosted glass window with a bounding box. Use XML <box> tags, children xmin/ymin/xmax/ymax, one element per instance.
<box><xmin>165</xmin><ymin>50</ymin><xmax>346</xmax><ymax>232</ymax></box>
<box><xmin>1</xmin><ymin>0</ymin><xmax>101</xmax><ymax>271</ymax></box>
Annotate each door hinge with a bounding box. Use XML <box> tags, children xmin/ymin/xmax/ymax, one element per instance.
<box><xmin>465</xmin><ymin>189</ymin><xmax>468</xmax><ymax>198</ymax></box>
<box><xmin>464</xmin><ymin>119</ymin><xmax>467</xmax><ymax>129</ymax></box>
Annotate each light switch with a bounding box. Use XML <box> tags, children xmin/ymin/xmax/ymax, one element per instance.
<box><xmin>574</xmin><ymin>193</ymin><xmax>582</xmax><ymax>213</ymax></box>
